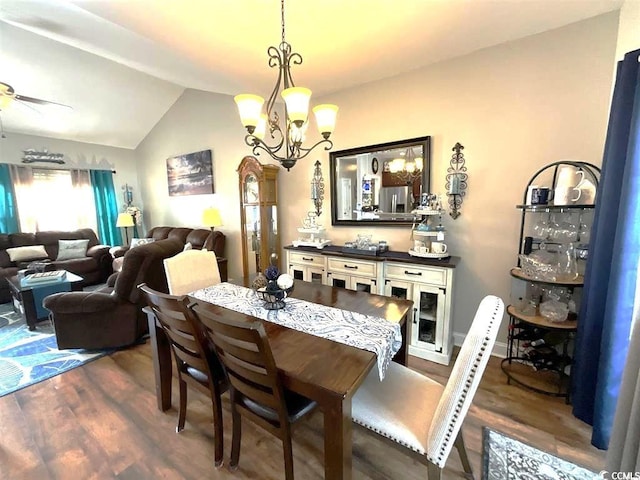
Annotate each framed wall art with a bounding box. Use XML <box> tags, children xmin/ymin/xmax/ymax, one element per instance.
<box><xmin>166</xmin><ymin>149</ymin><xmax>214</xmax><ymax>196</ymax></box>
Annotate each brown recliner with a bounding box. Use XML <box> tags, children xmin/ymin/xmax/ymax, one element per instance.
<box><xmin>43</xmin><ymin>238</ymin><xmax>184</xmax><ymax>350</ymax></box>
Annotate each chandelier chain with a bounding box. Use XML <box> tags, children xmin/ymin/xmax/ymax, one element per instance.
<box><xmin>281</xmin><ymin>0</ymin><xmax>286</xmax><ymax>45</ymax></box>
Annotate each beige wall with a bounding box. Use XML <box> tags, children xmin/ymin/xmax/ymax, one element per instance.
<box><xmin>0</xmin><ymin>132</ymin><xmax>139</xmax><ymax>216</ymax></box>
<box><xmin>616</xmin><ymin>0</ymin><xmax>640</xmax><ymax>60</ymax></box>
<box><xmin>135</xmin><ymin>12</ymin><xmax>619</xmax><ymax>345</ymax></box>
<box><xmin>134</xmin><ymin>89</ymin><xmax>249</xmax><ymax>279</ymax></box>
<box><xmin>281</xmin><ymin>12</ymin><xmax>618</xmax><ymax>343</ymax></box>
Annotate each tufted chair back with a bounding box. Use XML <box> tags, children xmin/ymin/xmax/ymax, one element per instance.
<box><xmin>351</xmin><ymin>295</ymin><xmax>504</xmax><ymax>479</ymax></box>
<box><xmin>426</xmin><ymin>295</ymin><xmax>504</xmax><ymax>467</ymax></box>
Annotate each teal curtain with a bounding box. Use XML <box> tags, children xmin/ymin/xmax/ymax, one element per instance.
<box><xmin>0</xmin><ymin>164</ymin><xmax>19</xmax><ymax>234</ymax></box>
<box><xmin>90</xmin><ymin>169</ymin><xmax>122</xmax><ymax>245</ymax></box>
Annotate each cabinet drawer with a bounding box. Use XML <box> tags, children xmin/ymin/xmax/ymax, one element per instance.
<box><xmin>289</xmin><ymin>252</ymin><xmax>324</xmax><ymax>266</ymax></box>
<box><xmin>385</xmin><ymin>263</ymin><xmax>446</xmax><ymax>286</ymax></box>
<box><xmin>327</xmin><ymin>257</ymin><xmax>377</xmax><ymax>277</ymax></box>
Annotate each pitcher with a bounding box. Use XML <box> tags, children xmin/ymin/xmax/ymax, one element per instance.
<box><xmin>556</xmin><ymin>165</ymin><xmax>584</xmax><ymax>189</ymax></box>
<box><xmin>575</xmin><ymin>177</ymin><xmax>596</xmax><ymax>204</ymax></box>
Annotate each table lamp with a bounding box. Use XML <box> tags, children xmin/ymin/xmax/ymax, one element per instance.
<box><xmin>116</xmin><ymin>213</ymin><xmax>135</xmax><ymax>246</ymax></box>
<box><xmin>202</xmin><ymin>207</ymin><xmax>223</xmax><ymax>233</ymax></box>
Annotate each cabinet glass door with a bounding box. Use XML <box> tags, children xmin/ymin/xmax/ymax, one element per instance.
<box><xmin>290</xmin><ymin>265</ymin><xmax>304</xmax><ymax>281</ymax></box>
<box><xmin>329</xmin><ymin>272</ymin><xmax>349</xmax><ymax>289</ymax></box>
<box><xmin>353</xmin><ymin>277</ymin><xmax>376</xmax><ymax>294</ymax></box>
<box><xmin>265</xmin><ymin>205</ymin><xmax>279</xmax><ymax>262</ymax></box>
<box><xmin>308</xmin><ymin>267</ymin><xmax>324</xmax><ymax>285</ymax></box>
<box><xmin>384</xmin><ymin>279</ymin><xmax>412</xmax><ymax>300</ymax></box>
<box><xmin>412</xmin><ymin>285</ymin><xmax>446</xmax><ymax>352</ymax></box>
<box><xmin>244</xmin><ymin>205</ymin><xmax>261</xmax><ymax>277</ymax></box>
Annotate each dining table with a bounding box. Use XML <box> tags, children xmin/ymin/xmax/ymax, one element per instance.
<box><xmin>145</xmin><ymin>280</ymin><xmax>413</xmax><ymax>480</ymax></box>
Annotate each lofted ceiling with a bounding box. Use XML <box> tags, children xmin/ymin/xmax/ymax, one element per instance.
<box><xmin>0</xmin><ymin>0</ymin><xmax>624</xmax><ymax>149</ymax></box>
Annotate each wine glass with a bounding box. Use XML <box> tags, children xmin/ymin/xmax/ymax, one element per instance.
<box><xmin>533</xmin><ymin>213</ymin><xmax>550</xmax><ymax>240</ymax></box>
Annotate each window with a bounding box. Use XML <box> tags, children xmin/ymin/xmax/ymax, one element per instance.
<box><xmin>13</xmin><ymin>169</ymin><xmax>97</xmax><ymax>233</ymax></box>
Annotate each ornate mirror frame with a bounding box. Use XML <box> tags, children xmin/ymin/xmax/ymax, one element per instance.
<box><xmin>329</xmin><ymin>136</ymin><xmax>431</xmax><ymax>226</ymax></box>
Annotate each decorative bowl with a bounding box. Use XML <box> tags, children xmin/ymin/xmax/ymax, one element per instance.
<box><xmin>256</xmin><ymin>284</ymin><xmax>294</xmax><ymax>310</ymax></box>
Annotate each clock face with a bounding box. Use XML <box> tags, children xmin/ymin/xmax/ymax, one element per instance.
<box><xmin>371</xmin><ymin>157</ymin><xmax>379</xmax><ymax>174</ymax></box>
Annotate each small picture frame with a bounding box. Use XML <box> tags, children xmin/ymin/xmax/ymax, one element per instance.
<box><xmin>371</xmin><ymin>157</ymin><xmax>379</xmax><ymax>174</ymax></box>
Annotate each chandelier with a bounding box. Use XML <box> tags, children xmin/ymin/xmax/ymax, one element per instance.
<box><xmin>234</xmin><ymin>0</ymin><xmax>338</xmax><ymax>171</ymax></box>
<box><xmin>388</xmin><ymin>147</ymin><xmax>423</xmax><ymax>183</ymax></box>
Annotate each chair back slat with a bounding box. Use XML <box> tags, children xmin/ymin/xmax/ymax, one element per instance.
<box><xmin>212</xmin><ymin>334</ymin><xmax>266</xmax><ymax>368</ymax></box>
<box><xmin>191</xmin><ymin>304</ymin><xmax>289</xmax><ymax>423</ymax></box>
<box><xmin>229</xmin><ymin>375</ymin><xmax>281</xmax><ymax>411</ymax></box>
<box><xmin>426</xmin><ymin>295</ymin><xmax>504</xmax><ymax>467</ymax></box>
<box><xmin>139</xmin><ymin>283</ymin><xmax>224</xmax><ymax>388</ymax></box>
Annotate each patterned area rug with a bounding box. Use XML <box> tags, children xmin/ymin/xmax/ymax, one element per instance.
<box><xmin>0</xmin><ymin>300</ymin><xmax>110</xmax><ymax>397</ymax></box>
<box><xmin>482</xmin><ymin>427</ymin><xmax>599</xmax><ymax>479</ymax></box>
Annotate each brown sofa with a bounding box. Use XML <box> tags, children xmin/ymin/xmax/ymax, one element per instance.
<box><xmin>0</xmin><ymin>228</ymin><xmax>112</xmax><ymax>303</ymax></box>
<box><xmin>111</xmin><ymin>226</ymin><xmax>227</xmax><ymax>281</ymax></box>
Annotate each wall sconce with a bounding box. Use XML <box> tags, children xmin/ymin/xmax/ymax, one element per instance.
<box><xmin>445</xmin><ymin>142</ymin><xmax>468</xmax><ymax>219</ymax></box>
<box><xmin>122</xmin><ymin>184</ymin><xmax>133</xmax><ymax>207</ymax></box>
<box><xmin>310</xmin><ymin>160</ymin><xmax>325</xmax><ymax>217</ymax></box>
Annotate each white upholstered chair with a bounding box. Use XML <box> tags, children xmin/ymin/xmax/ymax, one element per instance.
<box><xmin>163</xmin><ymin>249</ymin><xmax>221</xmax><ymax>296</ymax></box>
<box><xmin>352</xmin><ymin>295</ymin><xmax>504</xmax><ymax>479</ymax></box>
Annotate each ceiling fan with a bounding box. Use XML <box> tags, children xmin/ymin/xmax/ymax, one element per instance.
<box><xmin>0</xmin><ymin>81</ymin><xmax>72</xmax><ymax>111</ymax></box>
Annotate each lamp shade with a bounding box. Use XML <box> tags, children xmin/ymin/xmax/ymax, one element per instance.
<box><xmin>313</xmin><ymin>104</ymin><xmax>338</xmax><ymax>136</ymax></box>
<box><xmin>116</xmin><ymin>213</ymin><xmax>135</xmax><ymax>227</ymax></box>
<box><xmin>253</xmin><ymin>114</ymin><xmax>268</xmax><ymax>140</ymax></box>
<box><xmin>281</xmin><ymin>87</ymin><xmax>311</xmax><ymax>126</ymax></box>
<box><xmin>202</xmin><ymin>207</ymin><xmax>223</xmax><ymax>228</ymax></box>
<box><xmin>0</xmin><ymin>94</ymin><xmax>12</xmax><ymax>110</ymax></box>
<box><xmin>234</xmin><ymin>94</ymin><xmax>265</xmax><ymax>131</ymax></box>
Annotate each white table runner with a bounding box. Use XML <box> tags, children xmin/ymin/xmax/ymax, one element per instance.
<box><xmin>190</xmin><ymin>282</ymin><xmax>402</xmax><ymax>380</ymax></box>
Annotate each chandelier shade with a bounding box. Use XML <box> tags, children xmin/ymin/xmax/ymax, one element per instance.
<box><xmin>389</xmin><ymin>148</ymin><xmax>423</xmax><ymax>183</ymax></box>
<box><xmin>234</xmin><ymin>0</ymin><xmax>338</xmax><ymax>171</ymax></box>
<box><xmin>313</xmin><ymin>104</ymin><xmax>339</xmax><ymax>137</ymax></box>
<box><xmin>281</xmin><ymin>87</ymin><xmax>311</xmax><ymax>126</ymax></box>
<box><xmin>234</xmin><ymin>94</ymin><xmax>265</xmax><ymax>133</ymax></box>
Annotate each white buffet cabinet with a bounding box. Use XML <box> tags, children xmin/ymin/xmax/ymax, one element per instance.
<box><xmin>285</xmin><ymin>245</ymin><xmax>458</xmax><ymax>365</ymax></box>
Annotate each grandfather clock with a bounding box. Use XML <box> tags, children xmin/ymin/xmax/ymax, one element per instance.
<box><xmin>238</xmin><ymin>156</ymin><xmax>281</xmax><ymax>286</ymax></box>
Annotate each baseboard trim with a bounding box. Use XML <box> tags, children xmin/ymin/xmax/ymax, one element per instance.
<box><xmin>453</xmin><ymin>331</ymin><xmax>508</xmax><ymax>358</ymax></box>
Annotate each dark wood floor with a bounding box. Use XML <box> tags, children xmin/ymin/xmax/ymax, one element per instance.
<box><xmin>1</xmin><ymin>341</ymin><xmax>605</xmax><ymax>479</ymax></box>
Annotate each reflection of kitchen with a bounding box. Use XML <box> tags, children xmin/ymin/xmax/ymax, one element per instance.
<box><xmin>336</xmin><ymin>148</ymin><xmax>423</xmax><ymax>221</ymax></box>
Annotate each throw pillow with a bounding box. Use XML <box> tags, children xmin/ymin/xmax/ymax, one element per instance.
<box><xmin>183</xmin><ymin>242</ymin><xmax>193</xmax><ymax>251</ymax></box>
<box><xmin>56</xmin><ymin>239</ymin><xmax>90</xmax><ymax>261</ymax></box>
<box><xmin>6</xmin><ymin>245</ymin><xmax>48</xmax><ymax>262</ymax></box>
<box><xmin>130</xmin><ymin>238</ymin><xmax>155</xmax><ymax>248</ymax></box>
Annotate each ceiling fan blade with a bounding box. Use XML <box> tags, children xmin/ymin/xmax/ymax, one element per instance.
<box><xmin>14</xmin><ymin>94</ymin><xmax>72</xmax><ymax>110</ymax></box>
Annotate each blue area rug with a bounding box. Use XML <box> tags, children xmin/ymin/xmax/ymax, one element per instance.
<box><xmin>0</xmin><ymin>302</ymin><xmax>110</xmax><ymax>397</ymax></box>
<box><xmin>482</xmin><ymin>427</ymin><xmax>599</xmax><ymax>479</ymax></box>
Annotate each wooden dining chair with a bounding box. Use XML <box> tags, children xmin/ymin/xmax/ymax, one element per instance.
<box><xmin>138</xmin><ymin>283</ymin><xmax>229</xmax><ymax>468</ymax></box>
<box><xmin>163</xmin><ymin>249</ymin><xmax>221</xmax><ymax>296</ymax></box>
<box><xmin>352</xmin><ymin>295</ymin><xmax>504</xmax><ymax>479</ymax></box>
<box><xmin>190</xmin><ymin>304</ymin><xmax>318</xmax><ymax>480</ymax></box>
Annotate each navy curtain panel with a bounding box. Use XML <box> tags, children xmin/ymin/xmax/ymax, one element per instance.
<box><xmin>572</xmin><ymin>48</ymin><xmax>640</xmax><ymax>449</ymax></box>
<box><xmin>90</xmin><ymin>169</ymin><xmax>122</xmax><ymax>245</ymax></box>
<box><xmin>0</xmin><ymin>164</ymin><xmax>19</xmax><ymax>234</ymax></box>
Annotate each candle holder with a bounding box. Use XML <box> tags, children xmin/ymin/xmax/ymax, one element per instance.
<box><xmin>310</xmin><ymin>160</ymin><xmax>325</xmax><ymax>217</ymax></box>
<box><xmin>445</xmin><ymin>142</ymin><xmax>468</xmax><ymax>219</ymax></box>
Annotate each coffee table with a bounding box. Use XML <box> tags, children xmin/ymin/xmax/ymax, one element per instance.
<box><xmin>7</xmin><ymin>271</ymin><xmax>84</xmax><ymax>330</ymax></box>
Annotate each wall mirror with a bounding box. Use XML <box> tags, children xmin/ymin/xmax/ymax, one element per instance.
<box><xmin>330</xmin><ymin>136</ymin><xmax>431</xmax><ymax>226</ymax></box>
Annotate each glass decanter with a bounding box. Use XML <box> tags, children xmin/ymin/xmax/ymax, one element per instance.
<box><xmin>556</xmin><ymin>242</ymin><xmax>578</xmax><ymax>281</ymax></box>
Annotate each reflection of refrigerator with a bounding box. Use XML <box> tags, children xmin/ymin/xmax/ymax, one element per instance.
<box><xmin>379</xmin><ymin>186</ymin><xmax>410</xmax><ymax>213</ymax></box>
